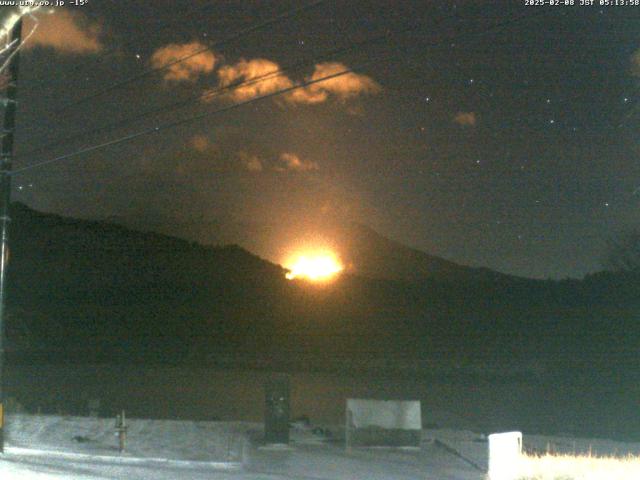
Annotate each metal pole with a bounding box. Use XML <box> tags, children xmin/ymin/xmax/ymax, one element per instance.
<box><xmin>0</xmin><ymin>15</ymin><xmax>22</xmax><ymax>453</ymax></box>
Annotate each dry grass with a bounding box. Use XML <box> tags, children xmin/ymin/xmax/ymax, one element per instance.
<box><xmin>515</xmin><ymin>452</ymin><xmax>640</xmax><ymax>480</ymax></box>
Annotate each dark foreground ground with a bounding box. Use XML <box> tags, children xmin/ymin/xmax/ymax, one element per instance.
<box><xmin>0</xmin><ymin>413</ymin><xmax>487</xmax><ymax>480</ymax></box>
<box><xmin>4</xmin><ymin>364</ymin><xmax>639</xmax><ymax>442</ymax></box>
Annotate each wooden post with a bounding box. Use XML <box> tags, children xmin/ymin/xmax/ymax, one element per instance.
<box><xmin>116</xmin><ymin>410</ymin><xmax>127</xmax><ymax>453</ymax></box>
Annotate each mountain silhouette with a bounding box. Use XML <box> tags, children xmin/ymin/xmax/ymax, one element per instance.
<box><xmin>104</xmin><ymin>213</ymin><xmax>513</xmax><ymax>282</ymax></box>
<box><xmin>2</xmin><ymin>203</ymin><xmax>638</xmax><ymax>383</ymax></box>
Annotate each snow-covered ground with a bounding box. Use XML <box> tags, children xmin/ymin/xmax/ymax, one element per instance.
<box><xmin>1</xmin><ymin>414</ymin><xmax>245</xmax><ymax>479</ymax></box>
<box><xmin>1</xmin><ymin>414</ymin><xmax>639</xmax><ymax>479</ymax></box>
<box><xmin>6</xmin><ymin>414</ymin><xmax>244</xmax><ymax>463</ymax></box>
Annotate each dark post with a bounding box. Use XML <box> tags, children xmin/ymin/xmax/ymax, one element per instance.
<box><xmin>264</xmin><ymin>374</ymin><xmax>290</xmax><ymax>445</ymax></box>
<box><xmin>0</xmin><ymin>15</ymin><xmax>22</xmax><ymax>453</ymax></box>
<box><xmin>115</xmin><ymin>410</ymin><xmax>127</xmax><ymax>453</ymax></box>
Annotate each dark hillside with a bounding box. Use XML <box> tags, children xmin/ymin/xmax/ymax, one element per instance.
<box><xmin>4</xmin><ymin>203</ymin><xmax>639</xmax><ymax>383</ymax></box>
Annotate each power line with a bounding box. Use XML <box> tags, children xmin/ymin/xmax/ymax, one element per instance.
<box><xmin>17</xmin><ymin>6</ymin><xmax>543</xmax><ymax>161</ymax></box>
<box><xmin>17</xmin><ymin>23</ymin><xmax>426</xmax><ymax>160</ymax></box>
<box><xmin>12</xmin><ymin>6</ymin><xmax>551</xmax><ymax>176</ymax></box>
<box><xmin>11</xmin><ymin>61</ymin><xmax>369</xmax><ymax>175</ymax></box>
<box><xmin>16</xmin><ymin>32</ymin><xmax>396</xmax><ymax>159</ymax></box>
<box><xmin>52</xmin><ymin>0</ymin><xmax>328</xmax><ymax>115</ymax></box>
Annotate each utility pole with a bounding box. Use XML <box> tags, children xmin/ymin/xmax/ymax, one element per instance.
<box><xmin>0</xmin><ymin>15</ymin><xmax>22</xmax><ymax>453</ymax></box>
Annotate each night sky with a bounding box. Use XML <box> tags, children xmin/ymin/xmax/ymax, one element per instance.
<box><xmin>7</xmin><ymin>1</ymin><xmax>640</xmax><ymax>279</ymax></box>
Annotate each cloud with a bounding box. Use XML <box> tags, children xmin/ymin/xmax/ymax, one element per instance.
<box><xmin>276</xmin><ymin>152</ymin><xmax>319</xmax><ymax>172</ymax></box>
<box><xmin>205</xmin><ymin>58</ymin><xmax>379</xmax><ymax>106</ymax></box>
<box><xmin>189</xmin><ymin>134</ymin><xmax>211</xmax><ymax>153</ymax></box>
<box><xmin>213</xmin><ymin>58</ymin><xmax>293</xmax><ymax>102</ymax></box>
<box><xmin>150</xmin><ymin>41</ymin><xmax>217</xmax><ymax>82</ymax></box>
<box><xmin>235</xmin><ymin>151</ymin><xmax>317</xmax><ymax>173</ymax></box>
<box><xmin>238</xmin><ymin>151</ymin><xmax>263</xmax><ymax>173</ymax></box>
<box><xmin>23</xmin><ymin>10</ymin><xmax>102</xmax><ymax>54</ymax></box>
<box><xmin>288</xmin><ymin>62</ymin><xmax>381</xmax><ymax>105</ymax></box>
<box><xmin>453</xmin><ymin>112</ymin><xmax>477</xmax><ymax>127</ymax></box>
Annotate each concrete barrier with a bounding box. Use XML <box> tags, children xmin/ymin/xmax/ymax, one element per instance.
<box><xmin>345</xmin><ymin>399</ymin><xmax>421</xmax><ymax>448</ymax></box>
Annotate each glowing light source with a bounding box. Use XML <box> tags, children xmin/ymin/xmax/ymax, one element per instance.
<box><xmin>285</xmin><ymin>251</ymin><xmax>343</xmax><ymax>282</ymax></box>
<box><xmin>488</xmin><ymin>431</ymin><xmax>523</xmax><ymax>480</ymax></box>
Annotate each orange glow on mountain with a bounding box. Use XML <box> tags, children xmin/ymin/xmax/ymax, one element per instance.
<box><xmin>284</xmin><ymin>251</ymin><xmax>343</xmax><ymax>282</ymax></box>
